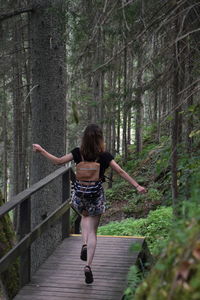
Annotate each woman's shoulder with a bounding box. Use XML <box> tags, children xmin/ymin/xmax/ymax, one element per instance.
<box><xmin>71</xmin><ymin>147</ymin><xmax>81</xmax><ymax>162</ymax></box>
<box><xmin>71</xmin><ymin>147</ymin><xmax>80</xmax><ymax>153</ymax></box>
<box><xmin>99</xmin><ymin>151</ymin><xmax>114</xmax><ymax>161</ymax></box>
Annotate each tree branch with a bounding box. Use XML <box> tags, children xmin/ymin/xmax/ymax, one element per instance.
<box><xmin>0</xmin><ymin>7</ymin><xmax>33</xmax><ymax>22</ymax></box>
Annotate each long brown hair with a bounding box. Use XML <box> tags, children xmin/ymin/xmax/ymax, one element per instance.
<box><xmin>80</xmin><ymin>124</ymin><xmax>105</xmax><ymax>161</ymax></box>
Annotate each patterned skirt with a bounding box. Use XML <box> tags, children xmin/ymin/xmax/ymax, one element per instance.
<box><xmin>71</xmin><ymin>189</ymin><xmax>106</xmax><ymax>216</ymax></box>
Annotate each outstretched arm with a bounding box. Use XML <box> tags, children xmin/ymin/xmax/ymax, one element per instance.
<box><xmin>32</xmin><ymin>144</ymin><xmax>73</xmax><ymax>165</ymax></box>
<box><xmin>109</xmin><ymin>160</ymin><xmax>147</xmax><ymax>194</ymax></box>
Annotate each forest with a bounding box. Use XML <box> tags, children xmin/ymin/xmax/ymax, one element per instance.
<box><xmin>0</xmin><ymin>0</ymin><xmax>200</xmax><ymax>299</ymax></box>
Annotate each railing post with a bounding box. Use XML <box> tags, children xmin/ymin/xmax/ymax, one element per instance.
<box><xmin>19</xmin><ymin>197</ymin><xmax>31</xmax><ymax>287</ymax></box>
<box><xmin>62</xmin><ymin>169</ymin><xmax>71</xmax><ymax>239</ymax></box>
<box><xmin>74</xmin><ymin>215</ymin><xmax>81</xmax><ymax>234</ymax></box>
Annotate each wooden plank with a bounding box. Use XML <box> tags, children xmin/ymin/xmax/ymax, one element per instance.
<box><xmin>33</xmin><ymin>270</ymin><xmax>130</xmax><ymax>279</ymax></box>
<box><xmin>29</xmin><ymin>282</ymin><xmax>126</xmax><ymax>292</ymax></box>
<box><xmin>14</xmin><ymin>235</ymin><xmax>145</xmax><ymax>300</ymax></box>
<box><xmin>31</xmin><ymin>277</ymin><xmax>127</xmax><ymax>287</ymax></box>
<box><xmin>0</xmin><ymin>166</ymin><xmax>70</xmax><ymax>218</ymax></box>
<box><xmin>21</xmin><ymin>284</ymin><xmax>123</xmax><ymax>293</ymax></box>
<box><xmin>39</xmin><ymin>263</ymin><xmax>132</xmax><ymax>270</ymax></box>
<box><xmin>41</xmin><ymin>258</ymin><xmax>136</xmax><ymax>265</ymax></box>
<box><xmin>18</xmin><ymin>287</ymin><xmax>123</xmax><ymax>298</ymax></box>
<box><xmin>14</xmin><ymin>291</ymin><xmax>118</xmax><ymax>300</ymax></box>
<box><xmin>33</xmin><ymin>267</ymin><xmax>131</xmax><ymax>276</ymax></box>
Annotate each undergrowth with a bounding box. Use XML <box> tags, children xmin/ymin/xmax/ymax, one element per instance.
<box><xmin>127</xmin><ymin>172</ymin><xmax>200</xmax><ymax>300</ymax></box>
<box><xmin>98</xmin><ymin>206</ymin><xmax>173</xmax><ymax>256</ymax></box>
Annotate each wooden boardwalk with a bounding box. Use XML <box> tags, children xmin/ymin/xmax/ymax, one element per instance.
<box><xmin>14</xmin><ymin>235</ymin><xmax>145</xmax><ymax>300</ymax></box>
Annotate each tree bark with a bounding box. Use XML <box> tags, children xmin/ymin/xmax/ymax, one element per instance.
<box><xmin>12</xmin><ymin>19</ymin><xmax>26</xmax><ymax>234</ymax></box>
<box><xmin>135</xmin><ymin>45</ymin><xmax>143</xmax><ymax>155</ymax></box>
<box><xmin>2</xmin><ymin>77</ymin><xmax>8</xmax><ymax>202</ymax></box>
<box><xmin>22</xmin><ymin>14</ymin><xmax>32</xmax><ymax>184</ymax></box>
<box><xmin>30</xmin><ymin>0</ymin><xmax>67</xmax><ymax>274</ymax></box>
<box><xmin>117</xmin><ymin>75</ymin><xmax>121</xmax><ymax>153</ymax></box>
<box><xmin>186</xmin><ymin>49</ymin><xmax>194</xmax><ymax>154</ymax></box>
<box><xmin>171</xmin><ymin>13</ymin><xmax>180</xmax><ymax>215</ymax></box>
<box><xmin>0</xmin><ymin>190</ymin><xmax>19</xmax><ymax>299</ymax></box>
<box><xmin>122</xmin><ymin>44</ymin><xmax>128</xmax><ymax>159</ymax></box>
<box><xmin>127</xmin><ymin>52</ymin><xmax>133</xmax><ymax>146</ymax></box>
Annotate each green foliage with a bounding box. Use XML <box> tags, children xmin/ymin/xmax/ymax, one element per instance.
<box><xmin>105</xmin><ymin>181</ymin><xmax>131</xmax><ymax>203</ymax></box>
<box><xmin>143</xmin><ymin>123</ymin><xmax>157</xmax><ymax>141</ymax></box>
<box><xmin>98</xmin><ymin>207</ymin><xmax>173</xmax><ymax>255</ymax></box>
<box><xmin>132</xmin><ymin>173</ymin><xmax>200</xmax><ymax>300</ymax></box>
<box><xmin>138</xmin><ymin>207</ymin><xmax>173</xmax><ymax>256</ymax></box>
<box><xmin>98</xmin><ymin>218</ymin><xmax>138</xmax><ymax>236</ymax></box>
<box><xmin>175</xmin><ymin>150</ymin><xmax>200</xmax><ymax>204</ymax></box>
<box><xmin>155</xmin><ymin>143</ymin><xmax>171</xmax><ymax>175</ymax></box>
<box><xmin>147</xmin><ymin>188</ymin><xmax>162</xmax><ymax>201</ymax></box>
<box><xmin>124</xmin><ymin>159</ymin><xmax>138</xmax><ymax>173</ymax></box>
<box><xmin>124</xmin><ymin>266</ymin><xmax>143</xmax><ymax>300</ymax></box>
<box><xmin>134</xmin><ymin>218</ymin><xmax>200</xmax><ymax>300</ymax></box>
<box><xmin>139</xmin><ymin>143</ymin><xmax>159</xmax><ymax>161</ymax></box>
<box><xmin>123</xmin><ymin>188</ymin><xmax>163</xmax><ymax>216</ymax></box>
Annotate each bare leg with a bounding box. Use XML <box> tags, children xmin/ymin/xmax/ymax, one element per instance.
<box><xmin>81</xmin><ymin>213</ymin><xmax>89</xmax><ymax>245</ymax></box>
<box><xmin>86</xmin><ymin>215</ymin><xmax>101</xmax><ymax>266</ymax></box>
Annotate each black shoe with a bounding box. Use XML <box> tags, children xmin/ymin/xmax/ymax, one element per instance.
<box><xmin>80</xmin><ymin>244</ymin><xmax>87</xmax><ymax>261</ymax></box>
<box><xmin>84</xmin><ymin>265</ymin><xmax>93</xmax><ymax>284</ymax></box>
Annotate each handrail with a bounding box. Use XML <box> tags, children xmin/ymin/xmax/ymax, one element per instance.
<box><xmin>0</xmin><ymin>165</ymin><xmax>73</xmax><ymax>288</ymax></box>
<box><xmin>0</xmin><ymin>165</ymin><xmax>69</xmax><ymax>218</ymax></box>
<box><xmin>0</xmin><ymin>199</ymin><xmax>70</xmax><ymax>274</ymax></box>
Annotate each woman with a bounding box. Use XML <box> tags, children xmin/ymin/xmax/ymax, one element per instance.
<box><xmin>33</xmin><ymin>124</ymin><xmax>146</xmax><ymax>284</ymax></box>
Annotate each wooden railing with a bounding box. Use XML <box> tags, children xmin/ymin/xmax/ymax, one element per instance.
<box><xmin>0</xmin><ymin>165</ymin><xmax>75</xmax><ymax>287</ymax></box>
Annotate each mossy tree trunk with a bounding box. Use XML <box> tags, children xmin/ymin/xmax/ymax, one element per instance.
<box><xmin>0</xmin><ymin>190</ymin><xmax>19</xmax><ymax>299</ymax></box>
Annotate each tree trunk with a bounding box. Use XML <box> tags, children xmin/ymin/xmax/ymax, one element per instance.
<box><xmin>0</xmin><ymin>190</ymin><xmax>19</xmax><ymax>299</ymax></box>
<box><xmin>22</xmin><ymin>14</ymin><xmax>31</xmax><ymax>190</ymax></box>
<box><xmin>171</xmin><ymin>15</ymin><xmax>179</xmax><ymax>215</ymax></box>
<box><xmin>2</xmin><ymin>77</ymin><xmax>8</xmax><ymax>202</ymax></box>
<box><xmin>135</xmin><ymin>46</ymin><xmax>143</xmax><ymax>155</ymax></box>
<box><xmin>92</xmin><ymin>26</ymin><xmax>103</xmax><ymax>123</ymax></box>
<box><xmin>12</xmin><ymin>19</ymin><xmax>25</xmax><ymax>233</ymax></box>
<box><xmin>105</xmin><ymin>71</ymin><xmax>112</xmax><ymax>152</ymax></box>
<box><xmin>127</xmin><ymin>107</ymin><xmax>131</xmax><ymax>146</ymax></box>
<box><xmin>177</xmin><ymin>40</ymin><xmax>185</xmax><ymax>144</ymax></box>
<box><xmin>186</xmin><ymin>46</ymin><xmax>194</xmax><ymax>154</ymax></box>
<box><xmin>30</xmin><ymin>0</ymin><xmax>67</xmax><ymax>274</ymax></box>
<box><xmin>156</xmin><ymin>88</ymin><xmax>161</xmax><ymax>143</ymax></box>
<box><xmin>12</xmin><ymin>23</ymin><xmax>24</xmax><ymax>197</ymax></box>
<box><xmin>122</xmin><ymin>44</ymin><xmax>128</xmax><ymax>159</ymax></box>
<box><xmin>117</xmin><ymin>75</ymin><xmax>121</xmax><ymax>153</ymax></box>
<box><xmin>100</xmin><ymin>29</ymin><xmax>105</xmax><ymax>128</ymax></box>
<box><xmin>127</xmin><ymin>53</ymin><xmax>133</xmax><ymax>147</ymax></box>
<box><xmin>87</xmin><ymin>74</ymin><xmax>93</xmax><ymax>123</ymax></box>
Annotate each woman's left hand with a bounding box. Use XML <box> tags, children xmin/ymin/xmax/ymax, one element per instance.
<box><xmin>33</xmin><ymin>144</ymin><xmax>43</xmax><ymax>153</ymax></box>
<box><xmin>136</xmin><ymin>185</ymin><xmax>147</xmax><ymax>194</ymax></box>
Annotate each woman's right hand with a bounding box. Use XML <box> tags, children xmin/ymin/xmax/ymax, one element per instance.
<box><xmin>33</xmin><ymin>144</ymin><xmax>43</xmax><ymax>153</ymax></box>
<box><xmin>136</xmin><ymin>185</ymin><xmax>147</xmax><ymax>194</ymax></box>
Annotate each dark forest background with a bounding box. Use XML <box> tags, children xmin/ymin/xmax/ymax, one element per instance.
<box><xmin>0</xmin><ymin>1</ymin><xmax>200</xmax><ymax>299</ymax></box>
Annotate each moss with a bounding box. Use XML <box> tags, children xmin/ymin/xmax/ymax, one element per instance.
<box><xmin>134</xmin><ymin>219</ymin><xmax>200</xmax><ymax>300</ymax></box>
<box><xmin>0</xmin><ymin>190</ymin><xmax>19</xmax><ymax>299</ymax></box>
